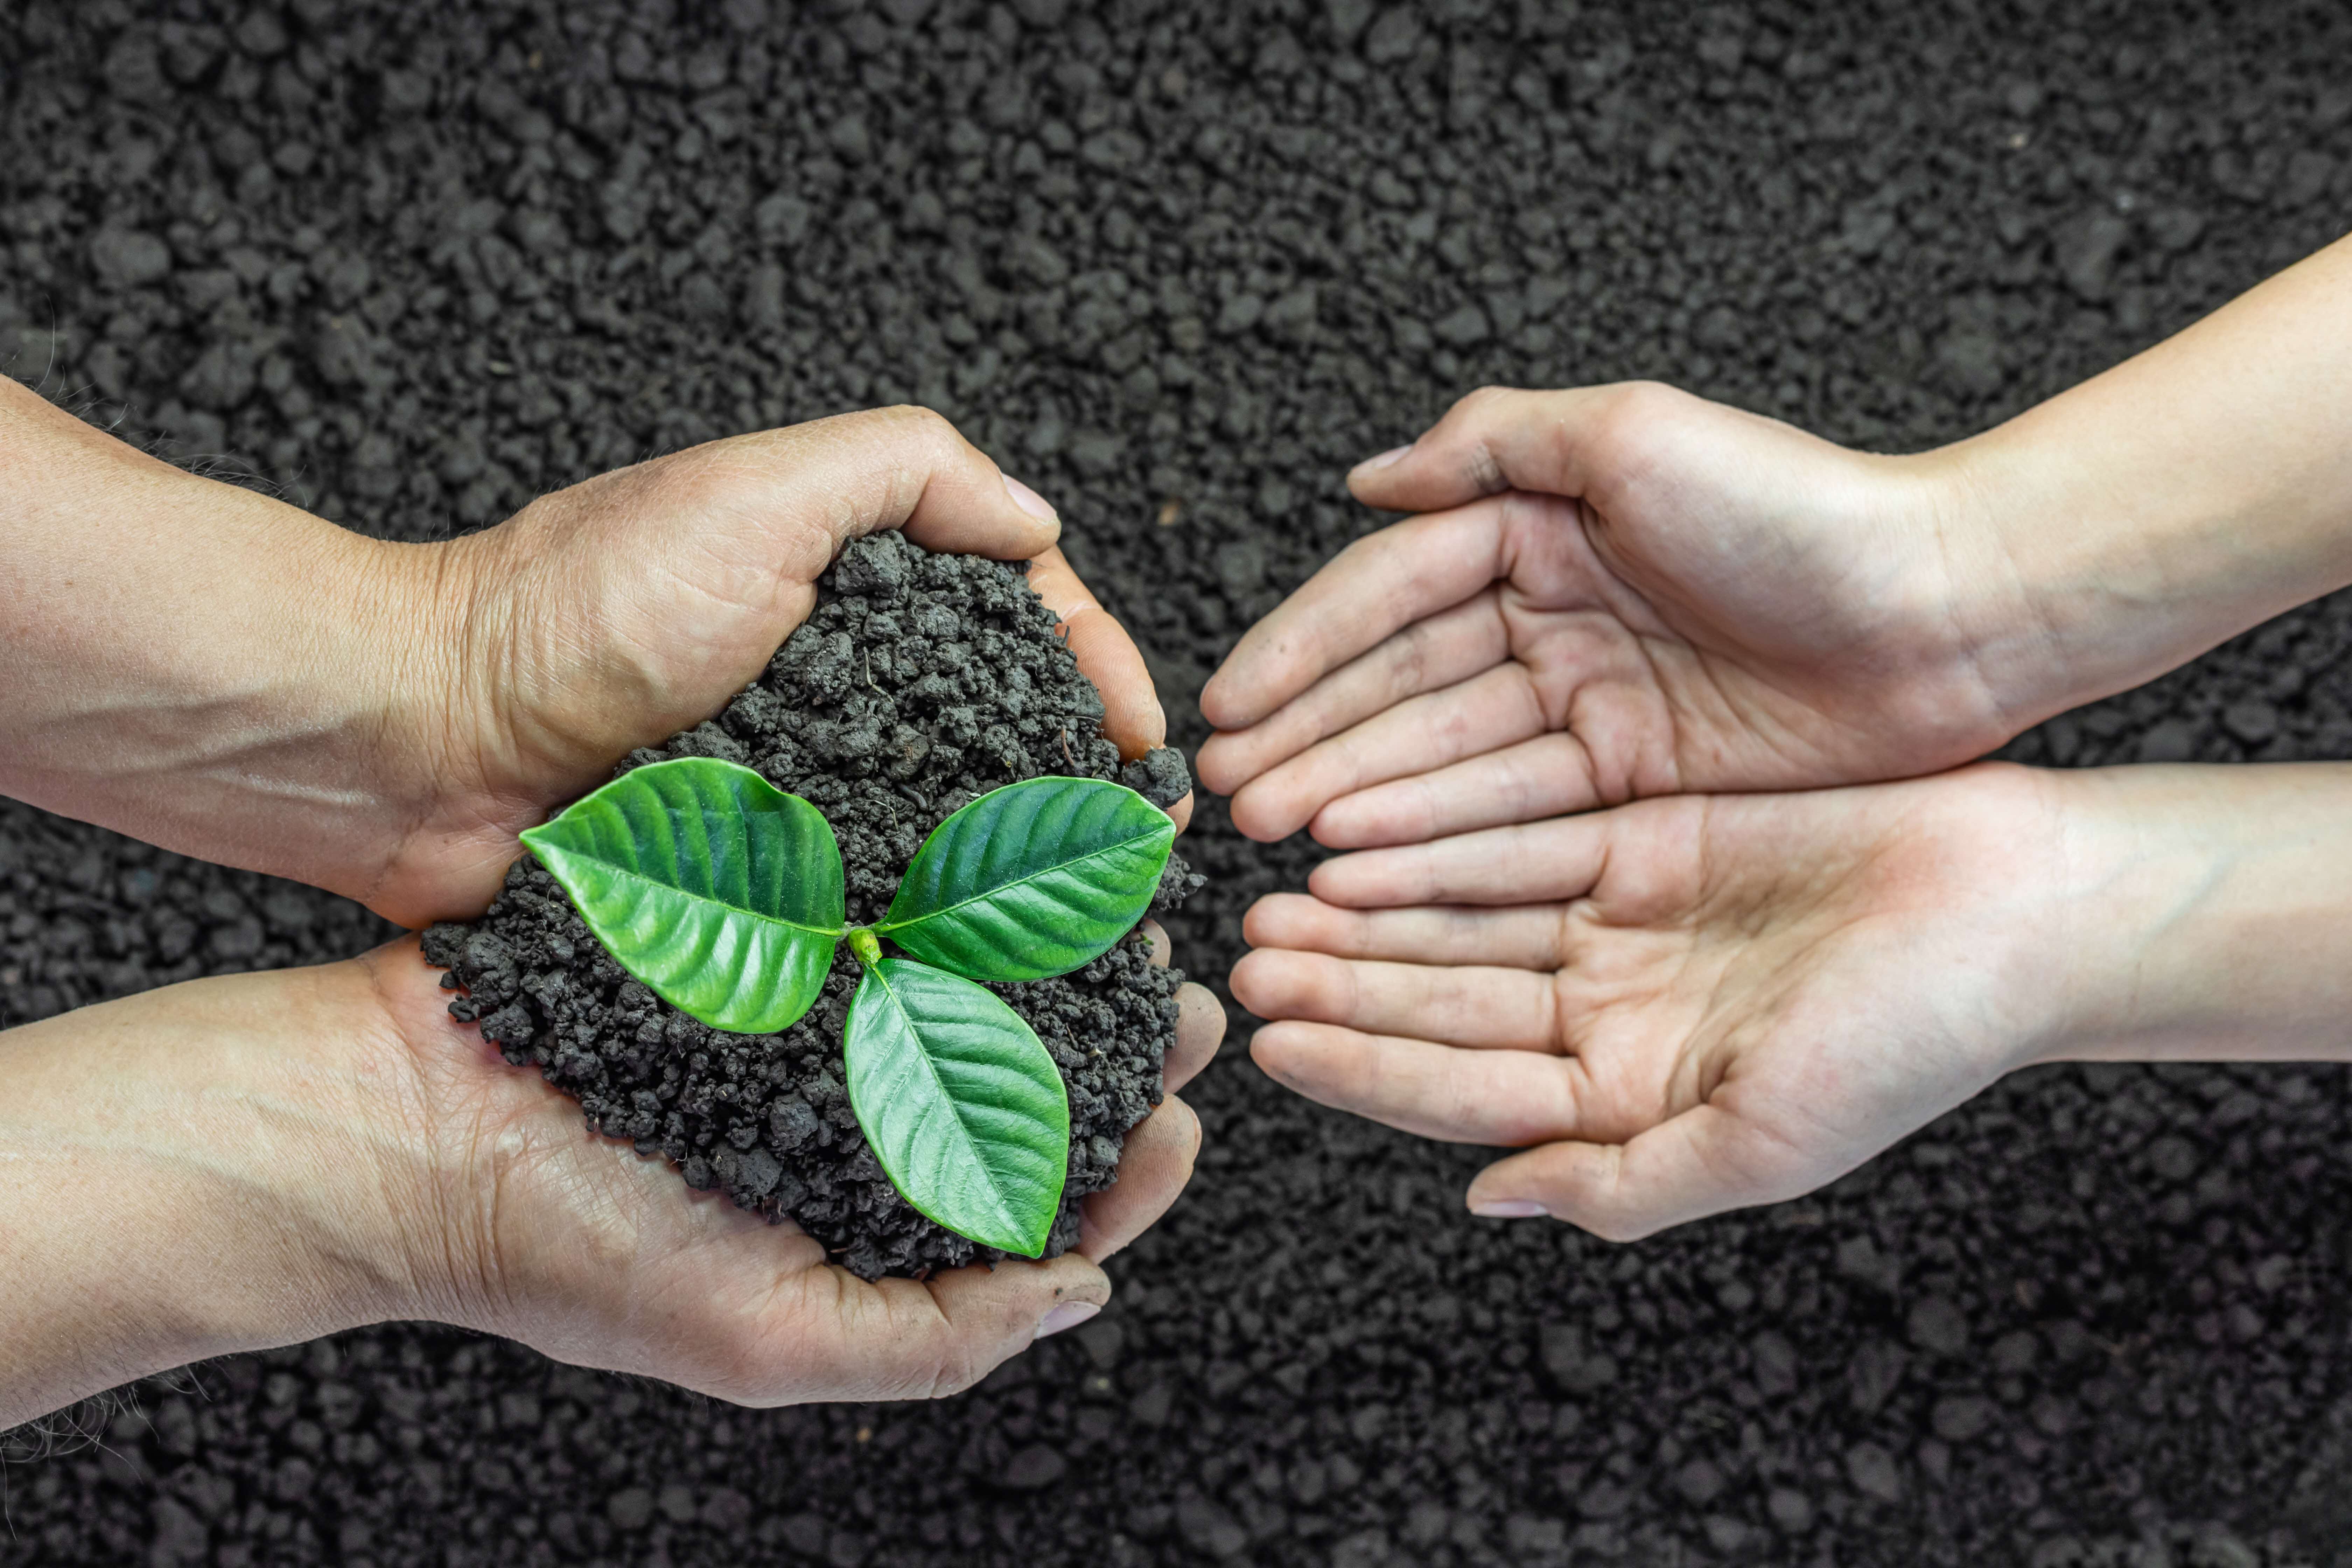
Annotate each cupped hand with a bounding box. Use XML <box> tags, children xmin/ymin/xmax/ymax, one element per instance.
<box><xmin>1197</xmin><ymin>384</ymin><xmax>2032</xmax><ymax>847</ymax></box>
<box><xmin>0</xmin><ymin>925</ymin><xmax>1222</xmax><ymax>1426</ymax></box>
<box><xmin>361</xmin><ymin>922</ymin><xmax>1224</xmax><ymax>1403</ymax></box>
<box><xmin>1228</xmin><ymin>764</ymin><xmax>2074</xmax><ymax>1239</ymax></box>
<box><xmin>370</xmin><ymin>406</ymin><xmax>1186</xmax><ymax>926</ymax></box>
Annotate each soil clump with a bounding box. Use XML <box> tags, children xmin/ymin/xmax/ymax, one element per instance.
<box><xmin>425</xmin><ymin>531</ymin><xmax>1198</xmax><ymax>1279</ymax></box>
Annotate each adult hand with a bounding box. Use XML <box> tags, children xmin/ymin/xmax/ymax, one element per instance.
<box><xmin>1229</xmin><ymin>762</ymin><xmax>2352</xmax><ymax>1239</ymax></box>
<box><xmin>407</xmin><ymin>408</ymin><xmax>1194</xmax><ymax>922</ymax></box>
<box><xmin>0</xmin><ymin>925</ymin><xmax>1223</xmax><ymax>1430</ymax></box>
<box><xmin>0</xmin><ymin>388</ymin><xmax>1186</xmax><ymax>926</ymax></box>
<box><xmin>1201</xmin><ymin>233</ymin><xmax>2352</xmax><ymax>846</ymax></box>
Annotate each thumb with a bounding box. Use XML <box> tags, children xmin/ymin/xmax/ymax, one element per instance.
<box><xmin>636</xmin><ymin>404</ymin><xmax>1063</xmax><ymax>584</ymax></box>
<box><xmin>1464</xmin><ymin>1104</ymin><xmax>1816</xmax><ymax>1242</ymax></box>
<box><xmin>1346</xmin><ymin>383</ymin><xmax>1684</xmax><ymax>516</ymax></box>
<box><xmin>466</xmin><ymin>402</ymin><xmax>1063</xmax><ymax>740</ymax></box>
<box><xmin>802</xmin><ymin>1253</ymin><xmax>1112</xmax><ymax>1402</ymax></box>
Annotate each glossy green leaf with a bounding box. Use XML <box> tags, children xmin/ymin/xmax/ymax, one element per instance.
<box><xmin>843</xmin><ymin>958</ymin><xmax>1070</xmax><ymax>1255</ymax></box>
<box><xmin>878</xmin><ymin>777</ymin><xmax>1174</xmax><ymax>981</ymax></box>
<box><xmin>519</xmin><ymin>758</ymin><xmax>844</xmax><ymax>1034</ymax></box>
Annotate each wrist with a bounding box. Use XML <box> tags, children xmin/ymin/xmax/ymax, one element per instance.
<box><xmin>0</xmin><ymin>959</ymin><xmax>441</xmax><ymax>1428</ymax></box>
<box><xmin>1913</xmin><ymin>426</ymin><xmax>2205</xmax><ymax>727</ymax></box>
<box><xmin>0</xmin><ymin>379</ymin><xmax>463</xmax><ymax>917</ymax></box>
<box><xmin>357</xmin><ymin>510</ymin><xmax>619</xmax><ymax>926</ymax></box>
<box><xmin>2024</xmin><ymin>764</ymin><xmax>2352</xmax><ymax>1065</ymax></box>
<box><xmin>1917</xmin><ymin>240</ymin><xmax>2352</xmax><ymax>732</ymax></box>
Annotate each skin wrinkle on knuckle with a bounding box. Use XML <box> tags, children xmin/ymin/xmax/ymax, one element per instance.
<box><xmin>1575</xmin><ymin>1143</ymin><xmax>1642</xmax><ymax>1241</ymax></box>
<box><xmin>1438</xmin><ymin>1052</ymin><xmax>1494</xmax><ymax>1137</ymax></box>
<box><xmin>1333</xmin><ymin>954</ymin><xmax>1366</xmax><ymax>1028</ymax></box>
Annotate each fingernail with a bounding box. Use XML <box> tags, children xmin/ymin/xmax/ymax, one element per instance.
<box><xmin>1351</xmin><ymin>445</ymin><xmax>1412</xmax><ymax>476</ymax></box>
<box><xmin>1471</xmin><ymin>1198</ymin><xmax>1548</xmax><ymax>1219</ymax></box>
<box><xmin>1003</xmin><ymin>474</ymin><xmax>1059</xmax><ymax>523</ymax></box>
<box><xmin>1036</xmin><ymin>1300</ymin><xmax>1101</xmax><ymax>1339</ymax></box>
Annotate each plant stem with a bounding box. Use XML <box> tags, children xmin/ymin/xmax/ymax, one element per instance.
<box><xmin>847</xmin><ymin>927</ymin><xmax>882</xmax><ymax>967</ymax></box>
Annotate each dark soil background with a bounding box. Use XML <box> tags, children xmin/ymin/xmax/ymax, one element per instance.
<box><xmin>425</xmin><ymin>530</ymin><xmax>1197</xmax><ymax>1280</ymax></box>
<box><xmin>5</xmin><ymin>1</ymin><xmax>2352</xmax><ymax>1564</ymax></box>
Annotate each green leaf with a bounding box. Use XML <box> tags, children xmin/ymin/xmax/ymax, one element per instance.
<box><xmin>843</xmin><ymin>958</ymin><xmax>1070</xmax><ymax>1255</ymax></box>
<box><xmin>519</xmin><ymin>757</ymin><xmax>844</xmax><ymax>1034</ymax></box>
<box><xmin>878</xmin><ymin>777</ymin><xmax>1175</xmax><ymax>981</ymax></box>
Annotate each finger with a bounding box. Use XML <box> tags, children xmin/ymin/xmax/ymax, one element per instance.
<box><xmin>1463</xmin><ymin>1105</ymin><xmax>1813</xmax><ymax>1242</ymax></box>
<box><xmin>1249</xmin><ymin>1021</ymin><xmax>1583</xmax><ymax>1146</ymax></box>
<box><xmin>1199</xmin><ymin>501</ymin><xmax>1532</xmax><ymax>731</ymax></box>
<box><xmin>468</xmin><ymin>406</ymin><xmax>1065</xmax><ymax>821</ymax></box>
<box><xmin>1308</xmin><ymin>815</ymin><xmax>1616</xmax><ymax>909</ymax></box>
<box><xmin>1346</xmin><ymin>383</ymin><xmax>1674</xmax><ymax>517</ymax></box>
<box><xmin>1076</xmin><ymin>1095</ymin><xmax>1201</xmax><ymax>1262</ymax></box>
<box><xmin>1309</xmin><ymin>733</ymin><xmax>1604</xmax><ymax>848</ymax></box>
<box><xmin>1165</xmin><ymin>982</ymin><xmax>1226</xmax><ymax>1093</ymax></box>
<box><xmin>1195</xmin><ymin>592</ymin><xmax>1507</xmax><ymax>797</ymax></box>
<box><xmin>1243</xmin><ymin>892</ymin><xmax>1576</xmax><ymax>971</ymax></box>
<box><xmin>1137</xmin><ymin>922</ymin><xmax>1225</xmax><ymax>1090</ymax></box>
<box><xmin>1231</xmin><ymin>949</ymin><xmax>1561</xmax><ymax>1052</ymax></box>
<box><xmin>1226</xmin><ymin>662</ymin><xmax>1553</xmax><ymax>843</ymax></box>
<box><xmin>1027</xmin><ymin>547</ymin><xmax>1168</xmax><ymax>761</ymax></box>
<box><xmin>761</xmin><ymin>1251</ymin><xmax>1110</xmax><ymax>1403</ymax></box>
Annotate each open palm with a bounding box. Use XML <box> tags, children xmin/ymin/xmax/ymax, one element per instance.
<box><xmin>1229</xmin><ymin>765</ymin><xmax>2070</xmax><ymax>1238</ymax></box>
<box><xmin>1198</xmin><ymin>384</ymin><xmax>2027</xmax><ymax>847</ymax></box>
<box><xmin>354</xmin><ymin>931</ymin><xmax>1220</xmax><ymax>1402</ymax></box>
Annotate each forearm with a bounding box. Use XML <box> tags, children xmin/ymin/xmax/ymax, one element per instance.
<box><xmin>0</xmin><ymin>964</ymin><xmax>430</xmax><ymax>1430</ymax></box>
<box><xmin>1932</xmin><ymin>232</ymin><xmax>2352</xmax><ymax>721</ymax></box>
<box><xmin>0</xmin><ymin>379</ymin><xmax>446</xmax><ymax>904</ymax></box>
<box><xmin>2038</xmin><ymin>763</ymin><xmax>2352</xmax><ymax>1063</ymax></box>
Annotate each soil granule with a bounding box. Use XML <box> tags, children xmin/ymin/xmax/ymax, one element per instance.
<box><xmin>7</xmin><ymin>1</ymin><xmax>2352</xmax><ymax>1564</ymax></box>
<box><xmin>421</xmin><ymin>531</ymin><xmax>1199</xmax><ymax>1280</ymax></box>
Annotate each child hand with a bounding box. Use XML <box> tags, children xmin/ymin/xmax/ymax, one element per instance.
<box><xmin>1231</xmin><ymin>762</ymin><xmax>2352</xmax><ymax>1238</ymax></box>
<box><xmin>1198</xmin><ymin>383</ymin><xmax>2025</xmax><ymax>847</ymax></box>
<box><xmin>1204</xmin><ymin>231</ymin><xmax>2352</xmax><ymax>853</ymax></box>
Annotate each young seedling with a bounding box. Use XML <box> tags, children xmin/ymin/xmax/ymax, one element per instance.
<box><xmin>517</xmin><ymin>757</ymin><xmax>1176</xmax><ymax>1256</ymax></box>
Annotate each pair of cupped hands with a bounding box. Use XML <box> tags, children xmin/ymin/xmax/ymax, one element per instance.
<box><xmin>2</xmin><ymin>396</ymin><xmax>1214</xmax><ymax>1428</ymax></box>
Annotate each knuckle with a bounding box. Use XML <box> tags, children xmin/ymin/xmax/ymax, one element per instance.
<box><xmin>896</xmin><ymin>401</ymin><xmax>959</xmax><ymax>440</ymax></box>
<box><xmin>1561</xmin><ymin>1189</ymin><xmax>1656</xmax><ymax>1244</ymax></box>
<box><xmin>1454</xmin><ymin>383</ymin><xmax>1516</xmax><ymax>419</ymax></box>
<box><xmin>924</xmin><ymin>1340</ymin><xmax>992</xmax><ymax>1400</ymax></box>
<box><xmin>834</xmin><ymin>403</ymin><xmax>964</xmax><ymax>472</ymax></box>
<box><xmin>1592</xmin><ymin>381</ymin><xmax>1686</xmax><ymax>455</ymax></box>
<box><xmin>884</xmin><ymin>402</ymin><xmax>964</xmax><ymax>459</ymax></box>
<box><xmin>1607</xmin><ymin>378</ymin><xmax>1681</xmax><ymax>417</ymax></box>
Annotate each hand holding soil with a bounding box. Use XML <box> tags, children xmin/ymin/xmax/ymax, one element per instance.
<box><xmin>0</xmin><ymin>396</ymin><xmax>1223</xmax><ymax>1427</ymax></box>
<box><xmin>0</xmin><ymin>389</ymin><xmax>1195</xmax><ymax>926</ymax></box>
<box><xmin>0</xmin><ymin>929</ymin><xmax>1218</xmax><ymax>1433</ymax></box>
<box><xmin>1234</xmin><ymin>762</ymin><xmax>2352</xmax><ymax>1237</ymax></box>
<box><xmin>404</xmin><ymin>406</ymin><xmax>1189</xmax><ymax>923</ymax></box>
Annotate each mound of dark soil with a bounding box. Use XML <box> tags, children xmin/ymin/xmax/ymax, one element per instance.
<box><xmin>423</xmin><ymin>531</ymin><xmax>1198</xmax><ymax>1279</ymax></box>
